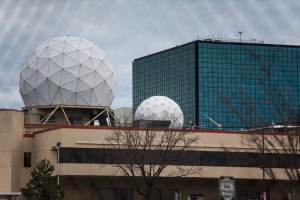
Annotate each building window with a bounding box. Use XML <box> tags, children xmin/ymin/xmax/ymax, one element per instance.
<box><xmin>40</xmin><ymin>115</ymin><xmax>55</xmax><ymax>123</ymax></box>
<box><xmin>161</xmin><ymin>189</ymin><xmax>177</xmax><ymax>200</ymax></box>
<box><xmin>24</xmin><ymin>152</ymin><xmax>31</xmax><ymax>167</ymax></box>
<box><xmin>68</xmin><ymin>116</ymin><xmax>83</xmax><ymax>125</ymax></box>
<box><xmin>98</xmin><ymin>188</ymin><xmax>133</xmax><ymax>200</ymax></box>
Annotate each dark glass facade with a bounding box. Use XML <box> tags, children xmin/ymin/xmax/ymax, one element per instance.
<box><xmin>133</xmin><ymin>41</ymin><xmax>300</xmax><ymax>130</ymax></box>
<box><xmin>60</xmin><ymin>148</ymin><xmax>300</xmax><ymax>168</ymax></box>
<box><xmin>133</xmin><ymin>43</ymin><xmax>197</xmax><ymax>126</ymax></box>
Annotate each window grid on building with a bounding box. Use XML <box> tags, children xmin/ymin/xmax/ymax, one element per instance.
<box><xmin>133</xmin><ymin>41</ymin><xmax>300</xmax><ymax>130</ymax></box>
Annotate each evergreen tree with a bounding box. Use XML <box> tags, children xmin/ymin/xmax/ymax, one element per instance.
<box><xmin>23</xmin><ymin>159</ymin><xmax>64</xmax><ymax>200</ymax></box>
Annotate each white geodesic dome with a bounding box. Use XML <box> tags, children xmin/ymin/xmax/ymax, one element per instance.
<box><xmin>134</xmin><ymin>96</ymin><xmax>184</xmax><ymax>128</ymax></box>
<box><xmin>19</xmin><ymin>36</ymin><xmax>116</xmax><ymax>107</ymax></box>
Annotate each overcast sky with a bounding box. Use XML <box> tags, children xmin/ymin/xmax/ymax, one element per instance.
<box><xmin>1</xmin><ymin>0</ymin><xmax>300</xmax><ymax>109</ymax></box>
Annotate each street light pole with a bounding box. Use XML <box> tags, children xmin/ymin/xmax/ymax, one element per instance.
<box><xmin>52</xmin><ymin>142</ymin><xmax>61</xmax><ymax>186</ymax></box>
<box><xmin>262</xmin><ymin>128</ymin><xmax>266</xmax><ymax>200</ymax></box>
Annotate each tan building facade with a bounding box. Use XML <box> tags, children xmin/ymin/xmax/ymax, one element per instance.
<box><xmin>0</xmin><ymin>109</ymin><xmax>297</xmax><ymax>200</ymax></box>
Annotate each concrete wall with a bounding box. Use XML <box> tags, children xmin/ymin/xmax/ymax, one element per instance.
<box><xmin>0</xmin><ymin>110</ymin><xmax>24</xmax><ymax>194</ymax></box>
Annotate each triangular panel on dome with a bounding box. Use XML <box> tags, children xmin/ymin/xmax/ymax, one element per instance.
<box><xmin>20</xmin><ymin>81</ymin><xmax>34</xmax><ymax>95</ymax></box>
<box><xmin>63</xmin><ymin>53</ymin><xmax>79</xmax><ymax>68</ymax></box>
<box><xmin>102</xmin><ymin>57</ymin><xmax>112</xmax><ymax>69</ymax></box>
<box><xmin>97</xmin><ymin>62</ymin><xmax>107</xmax><ymax>77</ymax></box>
<box><xmin>35</xmin><ymin>80</ymin><xmax>51</xmax><ymax>104</ymax></box>
<box><xmin>20</xmin><ymin>67</ymin><xmax>35</xmax><ymax>80</ymax></box>
<box><xmin>26</xmin><ymin>72</ymin><xmax>38</xmax><ymax>88</ymax></box>
<box><xmin>65</xmin><ymin>94</ymin><xmax>77</xmax><ymax>105</ymax></box>
<box><xmin>103</xmin><ymin>66</ymin><xmax>113</xmax><ymax>79</ymax></box>
<box><xmin>19</xmin><ymin>75</ymin><xmax>25</xmax><ymax>88</ymax></box>
<box><xmin>79</xmin><ymin>51</ymin><xmax>89</xmax><ymax>63</ymax></box>
<box><xmin>67</xmin><ymin>39</ymin><xmax>80</xmax><ymax>49</ymax></box>
<box><xmin>62</xmin><ymin>79</ymin><xmax>78</xmax><ymax>92</ymax></box>
<box><xmin>80</xmin><ymin>72</ymin><xmax>96</xmax><ymax>87</ymax></box>
<box><xmin>76</xmin><ymin>79</ymin><xmax>92</xmax><ymax>92</ymax></box>
<box><xmin>79</xmin><ymin>40</ymin><xmax>92</xmax><ymax>50</ymax></box>
<box><xmin>91</xmin><ymin>58</ymin><xmax>102</xmax><ymax>68</ymax></box>
<box><xmin>49</xmin><ymin>71</ymin><xmax>62</xmax><ymax>86</ymax></box>
<box><xmin>28</xmin><ymin>58</ymin><xmax>38</xmax><ymax>70</ymax></box>
<box><xmin>48</xmin><ymin>81</ymin><xmax>59</xmax><ymax>104</ymax></box>
<box><xmin>26</xmin><ymin>53</ymin><xmax>38</xmax><ymax>66</ymax></box>
<box><xmin>76</xmin><ymin>94</ymin><xmax>89</xmax><ymax>105</ymax></box>
<box><xmin>103</xmin><ymin>64</ymin><xmax>113</xmax><ymax>78</ymax></box>
<box><xmin>80</xmin><ymin>48</ymin><xmax>92</xmax><ymax>57</ymax></box>
<box><xmin>93</xmin><ymin>49</ymin><xmax>106</xmax><ymax>59</ymax></box>
<box><xmin>36</xmin><ymin>91</ymin><xmax>50</xmax><ymax>106</ymax></box>
<box><xmin>48</xmin><ymin>60</ymin><xmax>63</xmax><ymax>77</ymax></box>
<box><xmin>93</xmin><ymin>83</ymin><xmax>105</xmax><ymax>105</ymax></box>
<box><xmin>64</xmin><ymin>65</ymin><xmax>80</xmax><ymax>77</ymax></box>
<box><xmin>60</xmin><ymin>88</ymin><xmax>75</xmax><ymax>104</ymax></box>
<box><xmin>51</xmin><ymin>54</ymin><xmax>63</xmax><ymax>67</ymax></box>
<box><xmin>63</xmin><ymin>42</ymin><xmax>77</xmax><ymax>52</ymax></box>
<box><xmin>36</xmin><ymin>72</ymin><xmax>47</xmax><ymax>87</ymax></box>
<box><xmin>105</xmin><ymin>73</ymin><xmax>116</xmax><ymax>88</ymax></box>
<box><xmin>98</xmin><ymin>82</ymin><xmax>110</xmax><ymax>105</ymax></box>
<box><xmin>25</xmin><ymin>97</ymin><xmax>38</xmax><ymax>107</ymax></box>
<box><xmin>82</xmin><ymin>58</ymin><xmax>96</xmax><ymax>70</ymax></box>
<box><xmin>60</xmin><ymin>70</ymin><xmax>78</xmax><ymax>86</ymax></box>
<box><xmin>52</xmin><ymin>89</ymin><xmax>63</xmax><ymax>105</ymax></box>
<box><xmin>40</xmin><ymin>48</ymin><xmax>50</xmax><ymax>58</ymax></box>
<box><xmin>39</xmin><ymin>61</ymin><xmax>50</xmax><ymax>77</ymax></box>
<box><xmin>106</xmin><ymin>91</ymin><xmax>115</xmax><ymax>107</ymax></box>
<box><xmin>21</xmin><ymin>95</ymin><xmax>29</xmax><ymax>107</ymax></box>
<box><xmin>48</xmin><ymin>39</ymin><xmax>63</xmax><ymax>48</ymax></box>
<box><xmin>37</xmin><ymin>58</ymin><xmax>49</xmax><ymax>70</ymax></box>
<box><xmin>79</xmin><ymin>65</ymin><xmax>94</xmax><ymax>77</ymax></box>
<box><xmin>48</xmin><ymin>48</ymin><xmax>62</xmax><ymax>58</ymax></box>
<box><xmin>101</xmin><ymin>88</ymin><xmax>114</xmax><ymax>106</ymax></box>
<box><xmin>93</xmin><ymin>72</ymin><xmax>105</xmax><ymax>87</ymax></box>
<box><xmin>90</xmin><ymin>49</ymin><xmax>103</xmax><ymax>60</ymax></box>
<box><xmin>78</xmin><ymin>89</ymin><xmax>93</xmax><ymax>105</ymax></box>
<box><xmin>27</xmin><ymin>90</ymin><xmax>39</xmax><ymax>106</ymax></box>
<box><xmin>90</xmin><ymin>90</ymin><xmax>99</xmax><ymax>105</ymax></box>
<box><xmin>50</xmin><ymin>42</ymin><xmax>65</xmax><ymax>53</ymax></box>
<box><xmin>101</xmin><ymin>94</ymin><xmax>109</xmax><ymax>106</ymax></box>
<box><xmin>66</xmin><ymin>51</ymin><xmax>80</xmax><ymax>63</ymax></box>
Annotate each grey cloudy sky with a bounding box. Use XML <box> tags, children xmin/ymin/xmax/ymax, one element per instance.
<box><xmin>0</xmin><ymin>0</ymin><xmax>300</xmax><ymax>109</ymax></box>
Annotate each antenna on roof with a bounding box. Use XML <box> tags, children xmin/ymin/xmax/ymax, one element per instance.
<box><xmin>204</xmin><ymin>114</ymin><xmax>222</xmax><ymax>130</ymax></box>
<box><xmin>238</xmin><ymin>31</ymin><xmax>243</xmax><ymax>42</ymax></box>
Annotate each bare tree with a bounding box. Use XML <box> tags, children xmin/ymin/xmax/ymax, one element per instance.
<box><xmin>244</xmin><ymin>127</ymin><xmax>300</xmax><ymax>199</ymax></box>
<box><xmin>105</xmin><ymin>126</ymin><xmax>200</xmax><ymax>200</ymax></box>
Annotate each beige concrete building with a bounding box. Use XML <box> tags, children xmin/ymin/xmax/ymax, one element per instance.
<box><xmin>0</xmin><ymin>108</ymin><xmax>297</xmax><ymax>200</ymax></box>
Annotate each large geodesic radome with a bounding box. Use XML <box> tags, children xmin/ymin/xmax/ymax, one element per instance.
<box><xmin>19</xmin><ymin>36</ymin><xmax>116</xmax><ymax>107</ymax></box>
<box><xmin>134</xmin><ymin>96</ymin><xmax>184</xmax><ymax>128</ymax></box>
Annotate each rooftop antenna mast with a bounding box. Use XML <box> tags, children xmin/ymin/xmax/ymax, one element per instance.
<box><xmin>238</xmin><ymin>31</ymin><xmax>243</xmax><ymax>42</ymax></box>
<box><xmin>204</xmin><ymin>114</ymin><xmax>222</xmax><ymax>130</ymax></box>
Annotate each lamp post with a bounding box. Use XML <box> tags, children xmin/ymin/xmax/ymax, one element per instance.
<box><xmin>52</xmin><ymin>142</ymin><xmax>61</xmax><ymax>185</ymax></box>
<box><xmin>262</xmin><ymin>127</ymin><xmax>266</xmax><ymax>200</ymax></box>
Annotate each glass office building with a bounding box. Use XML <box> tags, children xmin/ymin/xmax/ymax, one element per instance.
<box><xmin>133</xmin><ymin>40</ymin><xmax>300</xmax><ymax>130</ymax></box>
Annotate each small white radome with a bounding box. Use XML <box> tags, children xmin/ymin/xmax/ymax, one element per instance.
<box><xmin>134</xmin><ymin>96</ymin><xmax>184</xmax><ymax>128</ymax></box>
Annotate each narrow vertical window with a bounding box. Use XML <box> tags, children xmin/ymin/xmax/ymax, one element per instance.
<box><xmin>24</xmin><ymin>152</ymin><xmax>31</xmax><ymax>167</ymax></box>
